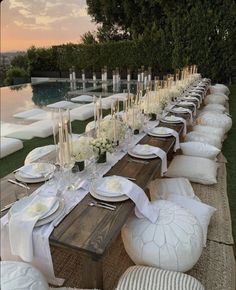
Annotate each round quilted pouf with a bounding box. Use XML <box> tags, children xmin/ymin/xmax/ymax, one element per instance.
<box><xmin>204</xmin><ymin>93</ymin><xmax>228</xmax><ymax>105</ymax></box>
<box><xmin>121</xmin><ymin>200</ymin><xmax>203</xmax><ymax>272</ymax></box>
<box><xmin>0</xmin><ymin>261</ymin><xmax>49</xmax><ymax>290</ymax></box>
<box><xmin>197</xmin><ymin>111</ymin><xmax>232</xmax><ymax>133</ymax></box>
<box><xmin>210</xmin><ymin>84</ymin><xmax>230</xmax><ymax>96</ymax></box>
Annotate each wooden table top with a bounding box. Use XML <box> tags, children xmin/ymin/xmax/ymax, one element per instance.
<box><xmin>0</xmin><ymin>117</ymin><xmax>187</xmax><ymax>260</ymax></box>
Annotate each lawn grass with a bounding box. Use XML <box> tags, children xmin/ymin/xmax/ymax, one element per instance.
<box><xmin>222</xmin><ymin>84</ymin><xmax>236</xmax><ymax>255</ymax></box>
<box><xmin>0</xmin><ymin>90</ymin><xmax>235</xmax><ymax>253</ymax></box>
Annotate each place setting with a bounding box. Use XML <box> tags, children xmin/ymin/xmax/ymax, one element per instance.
<box><xmin>13</xmin><ymin>162</ymin><xmax>56</xmax><ymax>184</ymax></box>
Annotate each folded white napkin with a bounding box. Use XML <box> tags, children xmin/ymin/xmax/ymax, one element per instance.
<box><xmin>178</xmin><ymin>101</ymin><xmax>197</xmax><ymax>115</ymax></box>
<box><xmin>171</xmin><ymin>107</ymin><xmax>193</xmax><ymax>123</ymax></box>
<box><xmin>97</xmin><ymin>176</ymin><xmax>132</xmax><ymax>196</ymax></box>
<box><xmin>19</xmin><ymin>163</ymin><xmax>51</xmax><ymax>178</ymax></box>
<box><xmin>151</xmin><ymin>127</ymin><xmax>180</xmax><ymax>152</ymax></box>
<box><xmin>182</xmin><ymin>96</ymin><xmax>200</xmax><ymax>108</ymax></box>
<box><xmin>9</xmin><ymin>195</ymin><xmax>57</xmax><ymax>262</ymax></box>
<box><xmin>133</xmin><ymin>144</ymin><xmax>167</xmax><ymax>175</ymax></box>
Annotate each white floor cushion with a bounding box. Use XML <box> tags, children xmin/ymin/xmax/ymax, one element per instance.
<box><xmin>192</xmin><ymin>125</ymin><xmax>225</xmax><ymax>141</ymax></box>
<box><xmin>1</xmin><ymin>122</ymin><xmax>28</xmax><ymax>137</ymax></box>
<box><xmin>85</xmin><ymin>121</ymin><xmax>96</xmax><ymax>132</ymax></box>
<box><xmin>122</xmin><ymin>200</ymin><xmax>203</xmax><ymax>272</ymax></box>
<box><xmin>70</xmin><ymin>104</ymin><xmax>95</xmax><ymax>121</ymax></box>
<box><xmin>201</xmin><ymin>103</ymin><xmax>226</xmax><ymax>113</ymax></box>
<box><xmin>165</xmin><ymin>155</ymin><xmax>218</xmax><ymax>185</ymax></box>
<box><xmin>116</xmin><ymin>266</ymin><xmax>205</xmax><ymax>290</ymax></box>
<box><xmin>148</xmin><ymin>177</ymin><xmax>195</xmax><ymax>201</ymax></box>
<box><xmin>180</xmin><ymin>141</ymin><xmax>220</xmax><ymax>159</ymax></box>
<box><xmin>109</xmin><ymin>93</ymin><xmax>134</xmax><ymax>100</ymax></box>
<box><xmin>204</xmin><ymin>94</ymin><xmax>227</xmax><ymax>105</ymax></box>
<box><xmin>210</xmin><ymin>84</ymin><xmax>230</xmax><ymax>96</ymax></box>
<box><xmin>197</xmin><ymin>111</ymin><xmax>232</xmax><ymax>133</ymax></box>
<box><xmin>71</xmin><ymin>95</ymin><xmax>93</xmax><ymax>102</ymax></box>
<box><xmin>47</xmin><ymin>101</ymin><xmax>77</xmax><ymax>109</ymax></box>
<box><xmin>1</xmin><ymin>261</ymin><xmax>49</xmax><ymax>290</ymax></box>
<box><xmin>101</xmin><ymin>96</ymin><xmax>116</xmax><ymax>110</ymax></box>
<box><xmin>167</xmin><ymin>193</ymin><xmax>216</xmax><ymax>246</ymax></box>
<box><xmin>0</xmin><ymin>137</ymin><xmax>23</xmax><ymax>158</ymax></box>
<box><xmin>185</xmin><ymin>131</ymin><xmax>222</xmax><ymax>149</ymax></box>
<box><xmin>13</xmin><ymin>108</ymin><xmax>46</xmax><ymax>119</ymax></box>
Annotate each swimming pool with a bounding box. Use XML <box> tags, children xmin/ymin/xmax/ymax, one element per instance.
<box><xmin>1</xmin><ymin>81</ymin><xmax>137</xmax><ymax>123</ymax></box>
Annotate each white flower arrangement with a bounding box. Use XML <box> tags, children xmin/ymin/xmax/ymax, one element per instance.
<box><xmin>98</xmin><ymin>119</ymin><xmax>126</xmax><ymax>141</ymax></box>
<box><xmin>71</xmin><ymin>136</ymin><xmax>94</xmax><ymax>161</ymax></box>
<box><xmin>123</xmin><ymin>107</ymin><xmax>144</xmax><ymax>130</ymax></box>
<box><xmin>90</xmin><ymin>137</ymin><xmax>115</xmax><ymax>155</ymax></box>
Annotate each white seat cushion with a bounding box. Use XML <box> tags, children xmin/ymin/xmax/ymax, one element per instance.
<box><xmin>122</xmin><ymin>200</ymin><xmax>203</xmax><ymax>272</ymax></box>
<box><xmin>201</xmin><ymin>103</ymin><xmax>226</xmax><ymax>113</ymax></box>
<box><xmin>204</xmin><ymin>94</ymin><xmax>227</xmax><ymax>105</ymax></box>
<box><xmin>167</xmin><ymin>193</ymin><xmax>216</xmax><ymax>246</ymax></box>
<box><xmin>197</xmin><ymin>111</ymin><xmax>232</xmax><ymax>133</ymax></box>
<box><xmin>165</xmin><ymin>155</ymin><xmax>218</xmax><ymax>185</ymax></box>
<box><xmin>0</xmin><ymin>137</ymin><xmax>23</xmax><ymax>158</ymax></box>
<box><xmin>148</xmin><ymin>177</ymin><xmax>195</xmax><ymax>200</ymax></box>
<box><xmin>116</xmin><ymin>266</ymin><xmax>205</xmax><ymax>290</ymax></box>
<box><xmin>192</xmin><ymin>125</ymin><xmax>225</xmax><ymax>141</ymax></box>
<box><xmin>109</xmin><ymin>93</ymin><xmax>134</xmax><ymax>100</ymax></box>
<box><xmin>180</xmin><ymin>141</ymin><xmax>220</xmax><ymax>159</ymax></box>
<box><xmin>0</xmin><ymin>261</ymin><xmax>49</xmax><ymax>290</ymax></box>
<box><xmin>210</xmin><ymin>84</ymin><xmax>230</xmax><ymax>96</ymax></box>
<box><xmin>185</xmin><ymin>131</ymin><xmax>222</xmax><ymax>149</ymax></box>
<box><xmin>101</xmin><ymin>96</ymin><xmax>116</xmax><ymax>110</ymax></box>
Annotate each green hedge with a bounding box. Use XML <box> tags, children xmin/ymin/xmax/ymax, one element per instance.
<box><xmin>27</xmin><ymin>39</ymin><xmax>173</xmax><ymax>76</ymax></box>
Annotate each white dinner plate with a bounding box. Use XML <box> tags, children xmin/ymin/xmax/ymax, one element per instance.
<box><xmin>8</xmin><ymin>196</ymin><xmax>64</xmax><ymax>227</ymax></box>
<box><xmin>161</xmin><ymin>116</ymin><xmax>183</xmax><ymax>124</ymax></box>
<box><xmin>148</xmin><ymin>127</ymin><xmax>172</xmax><ymax>137</ymax></box>
<box><xmin>92</xmin><ymin>176</ymin><xmax>132</xmax><ymax>197</ymax></box>
<box><xmin>128</xmin><ymin>150</ymin><xmax>156</xmax><ymax>159</ymax></box>
<box><xmin>17</xmin><ymin>163</ymin><xmax>55</xmax><ymax>179</ymax></box>
<box><xmin>90</xmin><ymin>186</ymin><xmax>129</xmax><ymax>202</ymax></box>
<box><xmin>14</xmin><ymin>171</ymin><xmax>53</xmax><ymax>183</ymax></box>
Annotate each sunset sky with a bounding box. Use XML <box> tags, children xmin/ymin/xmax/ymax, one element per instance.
<box><xmin>1</xmin><ymin>0</ymin><xmax>97</xmax><ymax>52</ymax></box>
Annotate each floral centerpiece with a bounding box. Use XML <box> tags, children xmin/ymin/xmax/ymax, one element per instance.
<box><xmin>71</xmin><ymin>136</ymin><xmax>94</xmax><ymax>171</ymax></box>
<box><xmin>98</xmin><ymin>119</ymin><xmax>126</xmax><ymax>143</ymax></box>
<box><xmin>90</xmin><ymin>137</ymin><xmax>115</xmax><ymax>163</ymax></box>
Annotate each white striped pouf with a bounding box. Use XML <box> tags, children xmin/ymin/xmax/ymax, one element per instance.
<box><xmin>116</xmin><ymin>266</ymin><xmax>204</xmax><ymax>290</ymax></box>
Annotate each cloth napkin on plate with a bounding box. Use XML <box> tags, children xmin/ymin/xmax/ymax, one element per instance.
<box><xmin>171</xmin><ymin>107</ymin><xmax>193</xmax><ymax>123</ymax></box>
<box><xmin>133</xmin><ymin>144</ymin><xmax>167</xmax><ymax>175</ymax></box>
<box><xmin>178</xmin><ymin>101</ymin><xmax>197</xmax><ymax>115</ymax></box>
<box><xmin>151</xmin><ymin>127</ymin><xmax>180</xmax><ymax>152</ymax></box>
<box><xmin>9</xmin><ymin>195</ymin><xmax>57</xmax><ymax>262</ymax></box>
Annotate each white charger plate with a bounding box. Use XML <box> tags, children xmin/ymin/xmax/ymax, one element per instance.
<box><xmin>161</xmin><ymin>117</ymin><xmax>182</xmax><ymax>124</ymax></box>
<box><xmin>9</xmin><ymin>196</ymin><xmax>63</xmax><ymax>227</ymax></box>
<box><xmin>90</xmin><ymin>186</ymin><xmax>129</xmax><ymax>202</ymax></box>
<box><xmin>17</xmin><ymin>163</ymin><xmax>55</xmax><ymax>179</ymax></box>
<box><xmin>14</xmin><ymin>171</ymin><xmax>53</xmax><ymax>183</ymax></box>
<box><xmin>148</xmin><ymin>127</ymin><xmax>172</xmax><ymax>138</ymax></box>
<box><xmin>92</xmin><ymin>176</ymin><xmax>132</xmax><ymax>197</ymax></box>
<box><xmin>128</xmin><ymin>150</ymin><xmax>156</xmax><ymax>159</ymax></box>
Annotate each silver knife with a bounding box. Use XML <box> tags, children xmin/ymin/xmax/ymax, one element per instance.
<box><xmin>1</xmin><ymin>201</ymin><xmax>15</xmax><ymax>212</ymax></box>
<box><xmin>7</xmin><ymin>179</ymin><xmax>30</xmax><ymax>190</ymax></box>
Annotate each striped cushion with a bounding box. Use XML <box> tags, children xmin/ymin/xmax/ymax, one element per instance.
<box><xmin>116</xmin><ymin>266</ymin><xmax>204</xmax><ymax>290</ymax></box>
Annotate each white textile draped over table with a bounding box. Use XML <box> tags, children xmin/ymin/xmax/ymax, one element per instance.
<box><xmin>1</xmin><ymin>120</ymin><xmax>170</xmax><ymax>285</ymax></box>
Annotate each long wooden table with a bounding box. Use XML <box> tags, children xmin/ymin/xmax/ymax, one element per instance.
<box><xmin>1</xmin><ymin>116</ymin><xmax>189</xmax><ymax>289</ymax></box>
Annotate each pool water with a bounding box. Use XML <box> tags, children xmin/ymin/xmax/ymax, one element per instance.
<box><xmin>1</xmin><ymin>81</ymin><xmax>138</xmax><ymax>124</ymax></box>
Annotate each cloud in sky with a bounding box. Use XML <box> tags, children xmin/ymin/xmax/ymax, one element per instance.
<box><xmin>2</xmin><ymin>0</ymin><xmax>97</xmax><ymax>51</ymax></box>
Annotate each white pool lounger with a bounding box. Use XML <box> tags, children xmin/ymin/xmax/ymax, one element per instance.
<box><xmin>13</xmin><ymin>108</ymin><xmax>46</xmax><ymax>119</ymax></box>
<box><xmin>47</xmin><ymin>101</ymin><xmax>79</xmax><ymax>110</ymax></box>
<box><xmin>71</xmin><ymin>95</ymin><xmax>93</xmax><ymax>103</ymax></box>
<box><xmin>0</xmin><ymin>137</ymin><xmax>23</xmax><ymax>158</ymax></box>
<box><xmin>3</xmin><ymin>120</ymin><xmax>55</xmax><ymax>140</ymax></box>
<box><xmin>70</xmin><ymin>103</ymin><xmax>95</xmax><ymax>121</ymax></box>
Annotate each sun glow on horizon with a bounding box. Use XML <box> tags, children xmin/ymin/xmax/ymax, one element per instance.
<box><xmin>1</xmin><ymin>0</ymin><xmax>97</xmax><ymax>52</ymax></box>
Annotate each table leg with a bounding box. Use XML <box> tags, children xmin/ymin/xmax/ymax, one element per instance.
<box><xmin>80</xmin><ymin>256</ymin><xmax>103</xmax><ymax>289</ymax></box>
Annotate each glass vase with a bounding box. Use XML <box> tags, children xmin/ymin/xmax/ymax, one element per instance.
<box><xmin>97</xmin><ymin>152</ymin><xmax>107</xmax><ymax>163</ymax></box>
